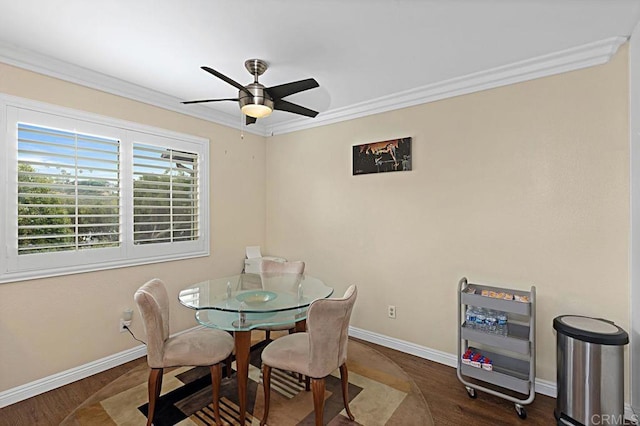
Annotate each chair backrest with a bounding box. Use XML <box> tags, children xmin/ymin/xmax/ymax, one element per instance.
<box><xmin>259</xmin><ymin>259</ymin><xmax>305</xmax><ymax>274</ymax></box>
<box><xmin>134</xmin><ymin>278</ymin><xmax>171</xmax><ymax>368</ymax></box>
<box><xmin>258</xmin><ymin>260</ymin><xmax>305</xmax><ymax>292</ymax></box>
<box><xmin>306</xmin><ymin>285</ymin><xmax>358</xmax><ymax>378</ymax></box>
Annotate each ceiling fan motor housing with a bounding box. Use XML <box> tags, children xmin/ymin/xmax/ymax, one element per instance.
<box><xmin>239</xmin><ymin>83</ymin><xmax>274</xmax><ymax>110</ymax></box>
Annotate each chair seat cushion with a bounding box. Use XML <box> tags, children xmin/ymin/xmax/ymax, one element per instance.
<box><xmin>261</xmin><ymin>332</ymin><xmax>311</xmax><ymax>376</ymax></box>
<box><xmin>161</xmin><ymin>328</ymin><xmax>234</xmax><ymax>368</ymax></box>
<box><xmin>256</xmin><ymin>323</ymin><xmax>295</xmax><ymax>331</ymax></box>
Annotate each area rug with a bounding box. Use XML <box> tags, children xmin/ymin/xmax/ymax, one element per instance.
<box><xmin>61</xmin><ymin>340</ymin><xmax>434</xmax><ymax>425</ymax></box>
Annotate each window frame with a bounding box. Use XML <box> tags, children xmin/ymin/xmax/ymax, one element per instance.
<box><xmin>0</xmin><ymin>95</ymin><xmax>210</xmax><ymax>283</ymax></box>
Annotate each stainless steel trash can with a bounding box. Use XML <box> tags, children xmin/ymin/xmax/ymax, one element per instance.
<box><xmin>553</xmin><ymin>315</ymin><xmax>629</xmax><ymax>426</ymax></box>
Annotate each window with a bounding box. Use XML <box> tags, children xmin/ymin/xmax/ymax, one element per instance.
<box><xmin>1</xmin><ymin>96</ymin><xmax>209</xmax><ymax>283</ymax></box>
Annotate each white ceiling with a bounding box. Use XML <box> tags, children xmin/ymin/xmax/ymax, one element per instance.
<box><xmin>0</xmin><ymin>0</ymin><xmax>639</xmax><ymax>136</ymax></box>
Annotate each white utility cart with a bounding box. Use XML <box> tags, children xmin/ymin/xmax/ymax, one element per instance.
<box><xmin>457</xmin><ymin>277</ymin><xmax>536</xmax><ymax>420</ymax></box>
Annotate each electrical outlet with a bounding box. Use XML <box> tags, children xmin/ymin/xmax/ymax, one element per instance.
<box><xmin>120</xmin><ymin>308</ymin><xmax>134</xmax><ymax>333</ymax></box>
<box><xmin>119</xmin><ymin>319</ymin><xmax>132</xmax><ymax>333</ymax></box>
<box><xmin>388</xmin><ymin>305</ymin><xmax>396</xmax><ymax>319</ymax></box>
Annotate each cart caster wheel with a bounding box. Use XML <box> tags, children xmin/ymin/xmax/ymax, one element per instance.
<box><xmin>515</xmin><ymin>404</ymin><xmax>526</xmax><ymax>419</ymax></box>
<box><xmin>465</xmin><ymin>387</ymin><xmax>477</xmax><ymax>399</ymax></box>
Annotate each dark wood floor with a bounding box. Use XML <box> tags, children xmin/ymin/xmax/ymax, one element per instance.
<box><xmin>0</xmin><ymin>337</ymin><xmax>558</xmax><ymax>426</ymax></box>
<box><xmin>0</xmin><ymin>356</ymin><xmax>148</xmax><ymax>426</ymax></box>
<box><xmin>356</xmin><ymin>339</ymin><xmax>557</xmax><ymax>426</ymax></box>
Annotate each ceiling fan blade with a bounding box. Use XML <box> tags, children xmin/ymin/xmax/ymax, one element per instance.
<box><xmin>266</xmin><ymin>78</ymin><xmax>319</xmax><ymax>99</ymax></box>
<box><xmin>181</xmin><ymin>98</ymin><xmax>239</xmax><ymax>105</ymax></box>
<box><xmin>201</xmin><ymin>66</ymin><xmax>253</xmax><ymax>97</ymax></box>
<box><xmin>273</xmin><ymin>99</ymin><xmax>319</xmax><ymax>118</ymax></box>
<box><xmin>246</xmin><ymin>116</ymin><xmax>257</xmax><ymax>126</ymax></box>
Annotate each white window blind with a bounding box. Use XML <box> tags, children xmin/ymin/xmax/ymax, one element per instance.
<box><xmin>17</xmin><ymin>123</ymin><xmax>121</xmax><ymax>254</ymax></box>
<box><xmin>133</xmin><ymin>144</ymin><xmax>199</xmax><ymax>245</ymax></box>
<box><xmin>1</xmin><ymin>96</ymin><xmax>209</xmax><ymax>283</ymax></box>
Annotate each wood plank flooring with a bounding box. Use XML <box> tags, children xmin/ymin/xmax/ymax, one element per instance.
<box><xmin>0</xmin><ymin>357</ymin><xmax>148</xmax><ymax>426</ymax></box>
<box><xmin>356</xmin><ymin>338</ymin><xmax>557</xmax><ymax>426</ymax></box>
<box><xmin>0</xmin><ymin>336</ymin><xmax>558</xmax><ymax>426</ymax></box>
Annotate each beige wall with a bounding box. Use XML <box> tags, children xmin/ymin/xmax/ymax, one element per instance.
<box><xmin>0</xmin><ymin>45</ymin><xmax>631</xmax><ymax>399</ymax></box>
<box><xmin>266</xmin><ymin>46</ymin><xmax>630</xmax><ymax>387</ymax></box>
<box><xmin>0</xmin><ymin>63</ymin><xmax>267</xmax><ymax>391</ymax></box>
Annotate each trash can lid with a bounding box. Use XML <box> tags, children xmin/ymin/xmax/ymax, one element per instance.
<box><xmin>553</xmin><ymin>315</ymin><xmax>629</xmax><ymax>345</ymax></box>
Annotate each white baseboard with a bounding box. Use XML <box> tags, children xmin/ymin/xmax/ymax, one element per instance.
<box><xmin>1</xmin><ymin>325</ymin><xmax>635</xmax><ymax>423</ymax></box>
<box><xmin>349</xmin><ymin>326</ymin><xmax>459</xmax><ymax>369</ymax></box>
<box><xmin>0</xmin><ymin>344</ymin><xmax>146</xmax><ymax>408</ymax></box>
<box><xmin>349</xmin><ymin>326</ymin><xmax>555</xmax><ymax>398</ymax></box>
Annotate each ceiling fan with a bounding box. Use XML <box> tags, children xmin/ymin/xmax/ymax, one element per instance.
<box><xmin>182</xmin><ymin>59</ymin><xmax>320</xmax><ymax>125</ymax></box>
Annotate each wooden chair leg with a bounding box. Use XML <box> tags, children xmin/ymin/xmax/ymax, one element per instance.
<box><xmin>147</xmin><ymin>368</ymin><xmax>163</xmax><ymax>426</ymax></box>
<box><xmin>339</xmin><ymin>364</ymin><xmax>355</xmax><ymax>421</ymax></box>
<box><xmin>311</xmin><ymin>377</ymin><xmax>325</xmax><ymax>426</ymax></box>
<box><xmin>210</xmin><ymin>363</ymin><xmax>222</xmax><ymax>425</ymax></box>
<box><xmin>226</xmin><ymin>355</ymin><xmax>233</xmax><ymax>378</ymax></box>
<box><xmin>260</xmin><ymin>364</ymin><xmax>272</xmax><ymax>426</ymax></box>
<box><xmin>305</xmin><ymin>375</ymin><xmax>311</xmax><ymax>391</ymax></box>
<box><xmin>265</xmin><ymin>329</ymin><xmax>271</xmax><ymax>341</ymax></box>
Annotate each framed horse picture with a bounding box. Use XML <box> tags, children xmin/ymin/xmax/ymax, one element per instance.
<box><xmin>352</xmin><ymin>137</ymin><xmax>412</xmax><ymax>175</ymax></box>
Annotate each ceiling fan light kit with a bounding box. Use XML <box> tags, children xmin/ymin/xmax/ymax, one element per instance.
<box><xmin>241</xmin><ymin>103</ymin><xmax>272</xmax><ymax>118</ymax></box>
<box><xmin>182</xmin><ymin>58</ymin><xmax>320</xmax><ymax>125</ymax></box>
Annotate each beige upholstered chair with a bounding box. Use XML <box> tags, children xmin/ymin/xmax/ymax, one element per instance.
<box><xmin>260</xmin><ymin>259</ymin><xmax>305</xmax><ymax>275</ymax></box>
<box><xmin>260</xmin><ymin>285</ymin><xmax>358</xmax><ymax>426</ymax></box>
<box><xmin>257</xmin><ymin>259</ymin><xmax>305</xmax><ymax>341</ymax></box>
<box><xmin>134</xmin><ymin>278</ymin><xmax>235</xmax><ymax>426</ymax></box>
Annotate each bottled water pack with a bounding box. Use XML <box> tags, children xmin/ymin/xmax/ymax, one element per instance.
<box><xmin>466</xmin><ymin>306</ymin><xmax>508</xmax><ymax>336</ymax></box>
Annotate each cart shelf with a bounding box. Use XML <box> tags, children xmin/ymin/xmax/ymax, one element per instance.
<box><xmin>461</xmin><ymin>284</ymin><xmax>531</xmax><ymax>315</ymax></box>
<box><xmin>461</xmin><ymin>321</ymin><xmax>531</xmax><ymax>355</ymax></box>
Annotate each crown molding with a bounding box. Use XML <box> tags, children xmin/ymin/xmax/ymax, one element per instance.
<box><xmin>0</xmin><ymin>42</ymin><xmax>268</xmax><ymax>137</ymax></box>
<box><xmin>267</xmin><ymin>36</ymin><xmax>628</xmax><ymax>136</ymax></box>
<box><xmin>0</xmin><ymin>37</ymin><xmax>627</xmax><ymax>138</ymax></box>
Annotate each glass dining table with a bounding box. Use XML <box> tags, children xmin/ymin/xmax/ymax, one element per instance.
<box><xmin>178</xmin><ymin>272</ymin><xmax>333</xmax><ymax>424</ymax></box>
